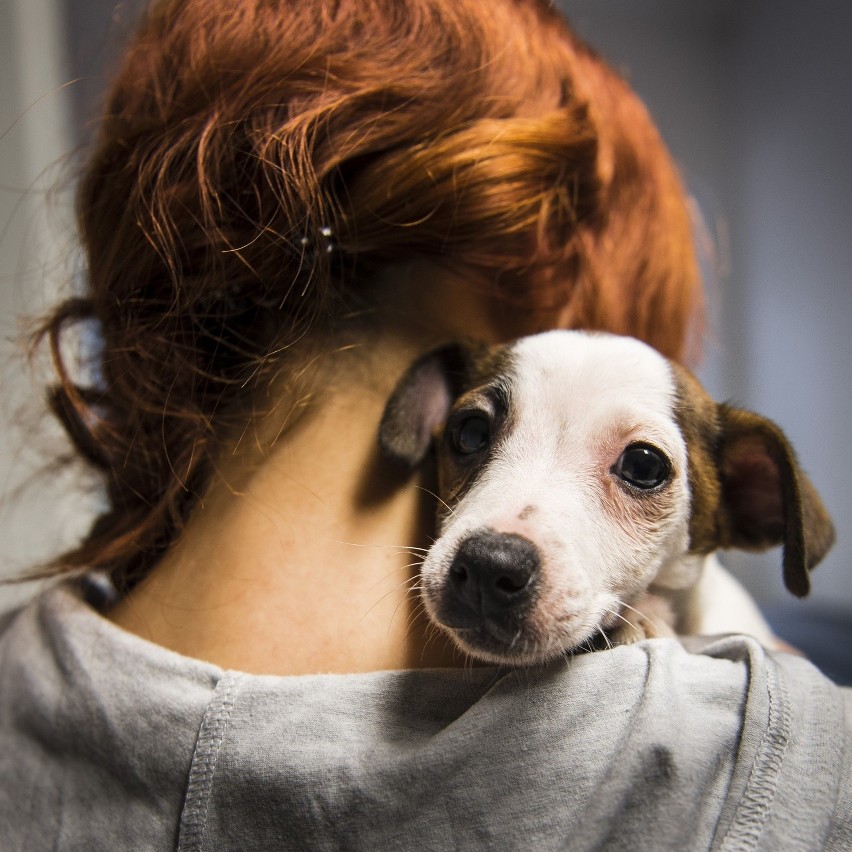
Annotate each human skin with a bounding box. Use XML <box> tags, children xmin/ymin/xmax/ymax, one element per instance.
<box><xmin>109</xmin><ymin>263</ymin><xmax>552</xmax><ymax>675</ymax></box>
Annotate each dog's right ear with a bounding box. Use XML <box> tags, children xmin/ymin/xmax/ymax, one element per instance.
<box><xmin>379</xmin><ymin>344</ymin><xmax>472</xmax><ymax>469</ymax></box>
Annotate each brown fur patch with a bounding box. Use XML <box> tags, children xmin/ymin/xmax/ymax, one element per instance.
<box><xmin>435</xmin><ymin>345</ymin><xmax>520</xmax><ymax>522</ymax></box>
<box><xmin>670</xmin><ymin>363</ymin><xmax>724</xmax><ymax>554</ymax></box>
<box><xmin>671</xmin><ymin>362</ymin><xmax>835</xmax><ymax>596</ymax></box>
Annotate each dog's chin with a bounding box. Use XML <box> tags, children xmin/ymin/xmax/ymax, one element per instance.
<box><xmin>447</xmin><ymin>629</ymin><xmax>557</xmax><ymax>666</ymax></box>
<box><xmin>434</xmin><ymin>620</ymin><xmax>597</xmax><ymax>667</ymax></box>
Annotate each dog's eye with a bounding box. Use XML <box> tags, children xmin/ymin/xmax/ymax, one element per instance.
<box><xmin>614</xmin><ymin>443</ymin><xmax>671</xmax><ymax>490</ymax></box>
<box><xmin>452</xmin><ymin>414</ymin><xmax>491</xmax><ymax>455</ymax></box>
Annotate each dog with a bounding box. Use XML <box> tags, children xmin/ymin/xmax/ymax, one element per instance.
<box><xmin>379</xmin><ymin>330</ymin><xmax>835</xmax><ymax>665</ymax></box>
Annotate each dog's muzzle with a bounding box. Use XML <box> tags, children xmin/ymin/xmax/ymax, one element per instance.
<box><xmin>441</xmin><ymin>530</ymin><xmax>540</xmax><ymax>627</ymax></box>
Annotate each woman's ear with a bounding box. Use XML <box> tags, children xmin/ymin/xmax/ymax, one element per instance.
<box><xmin>716</xmin><ymin>406</ymin><xmax>835</xmax><ymax>597</ymax></box>
<box><xmin>379</xmin><ymin>344</ymin><xmax>472</xmax><ymax>469</ymax></box>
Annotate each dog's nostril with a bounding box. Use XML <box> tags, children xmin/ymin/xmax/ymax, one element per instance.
<box><xmin>450</xmin><ymin>562</ymin><xmax>468</xmax><ymax>582</ymax></box>
<box><xmin>495</xmin><ymin>574</ymin><xmax>528</xmax><ymax>594</ymax></box>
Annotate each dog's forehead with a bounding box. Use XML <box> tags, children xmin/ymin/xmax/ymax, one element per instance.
<box><xmin>501</xmin><ymin>331</ymin><xmax>676</xmax><ymax>424</ymax></box>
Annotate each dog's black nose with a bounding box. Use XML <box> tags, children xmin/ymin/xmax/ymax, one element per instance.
<box><xmin>448</xmin><ymin>530</ymin><xmax>540</xmax><ymax>618</ymax></box>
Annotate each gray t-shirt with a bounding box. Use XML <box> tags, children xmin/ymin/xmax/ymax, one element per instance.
<box><xmin>0</xmin><ymin>578</ymin><xmax>849</xmax><ymax>851</ymax></box>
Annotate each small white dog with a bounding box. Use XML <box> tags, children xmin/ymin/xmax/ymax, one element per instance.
<box><xmin>379</xmin><ymin>330</ymin><xmax>835</xmax><ymax>665</ymax></box>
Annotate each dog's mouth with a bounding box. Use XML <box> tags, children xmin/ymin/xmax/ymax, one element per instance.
<box><xmin>434</xmin><ymin>612</ymin><xmax>606</xmax><ymax>665</ymax></box>
<box><xmin>442</xmin><ymin>624</ymin><xmax>551</xmax><ymax>665</ymax></box>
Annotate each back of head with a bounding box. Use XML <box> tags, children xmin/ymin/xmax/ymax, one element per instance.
<box><xmin>40</xmin><ymin>0</ymin><xmax>702</xmax><ymax>588</ymax></box>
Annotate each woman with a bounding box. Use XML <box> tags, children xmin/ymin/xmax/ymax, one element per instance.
<box><xmin>41</xmin><ymin>0</ymin><xmax>702</xmax><ymax>675</ymax></box>
<box><xmin>1</xmin><ymin>1</ymin><xmax>849</xmax><ymax>849</ymax></box>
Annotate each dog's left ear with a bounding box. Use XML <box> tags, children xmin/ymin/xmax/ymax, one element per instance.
<box><xmin>715</xmin><ymin>406</ymin><xmax>835</xmax><ymax>597</ymax></box>
<box><xmin>379</xmin><ymin>344</ymin><xmax>473</xmax><ymax>469</ymax></box>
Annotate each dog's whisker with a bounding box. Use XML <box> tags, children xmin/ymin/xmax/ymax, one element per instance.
<box><xmin>330</xmin><ymin>538</ymin><xmax>430</xmax><ymax>559</ymax></box>
<box><xmin>464</xmin><ymin>650</ymin><xmax>483</xmax><ymax>682</ymax></box>
<box><xmin>400</xmin><ymin>608</ymin><xmax>425</xmax><ymax>641</ymax></box>
<box><xmin>358</xmin><ymin>570</ymin><xmax>428</xmax><ymax>624</ymax></box>
<box><xmin>414</xmin><ymin>484</ymin><xmax>458</xmax><ymax>521</ymax></box>
<box><xmin>614</xmin><ymin>599</ymin><xmax>668</xmax><ymax>640</ymax></box>
<box><xmin>386</xmin><ymin>587</ymin><xmax>433</xmax><ymax>639</ymax></box>
<box><xmin>508</xmin><ymin>627</ymin><xmax>524</xmax><ymax>651</ymax></box>
<box><xmin>361</xmin><ymin>568</ymin><xmax>422</xmax><ymax>602</ymax></box>
<box><xmin>617</xmin><ymin>600</ymin><xmax>664</xmax><ymax>635</ymax></box>
<box><xmin>559</xmin><ymin>647</ymin><xmax>576</xmax><ymax>672</ymax></box>
<box><xmin>406</xmin><ymin>612</ymin><xmax>427</xmax><ymax>643</ymax></box>
<box><xmin>603</xmin><ymin>606</ymin><xmax>636</xmax><ymax>630</ymax></box>
<box><xmin>416</xmin><ymin>621</ymin><xmax>445</xmax><ymax>662</ymax></box>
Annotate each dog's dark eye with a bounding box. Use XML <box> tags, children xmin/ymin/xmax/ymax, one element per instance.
<box><xmin>614</xmin><ymin>443</ymin><xmax>671</xmax><ymax>490</ymax></box>
<box><xmin>452</xmin><ymin>414</ymin><xmax>491</xmax><ymax>455</ymax></box>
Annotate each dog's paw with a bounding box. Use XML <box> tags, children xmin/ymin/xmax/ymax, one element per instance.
<box><xmin>608</xmin><ymin>593</ymin><xmax>677</xmax><ymax>646</ymax></box>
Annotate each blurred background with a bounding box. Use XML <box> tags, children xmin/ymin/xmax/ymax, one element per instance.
<box><xmin>1</xmin><ymin>0</ymin><xmax>850</xmax><ymax>678</ymax></box>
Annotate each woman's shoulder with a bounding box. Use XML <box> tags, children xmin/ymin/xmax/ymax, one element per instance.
<box><xmin>0</xmin><ymin>579</ymin><xmax>222</xmax><ymax>848</ymax></box>
<box><xmin>1</xmin><ymin>578</ymin><xmax>850</xmax><ymax>851</ymax></box>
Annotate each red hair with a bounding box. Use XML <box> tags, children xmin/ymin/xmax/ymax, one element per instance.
<box><xmin>37</xmin><ymin>0</ymin><xmax>702</xmax><ymax>588</ymax></box>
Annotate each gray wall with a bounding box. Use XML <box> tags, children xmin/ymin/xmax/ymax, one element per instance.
<box><xmin>2</xmin><ymin>1</ymin><xmax>850</xmax><ymax>616</ymax></box>
<box><xmin>565</xmin><ymin>0</ymin><xmax>852</xmax><ymax>614</ymax></box>
<box><xmin>0</xmin><ymin>0</ymin><xmax>87</xmax><ymax>607</ymax></box>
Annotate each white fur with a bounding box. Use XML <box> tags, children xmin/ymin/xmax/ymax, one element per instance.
<box><xmin>690</xmin><ymin>555</ymin><xmax>777</xmax><ymax>645</ymax></box>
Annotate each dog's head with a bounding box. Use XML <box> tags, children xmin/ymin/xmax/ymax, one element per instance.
<box><xmin>380</xmin><ymin>330</ymin><xmax>835</xmax><ymax>664</ymax></box>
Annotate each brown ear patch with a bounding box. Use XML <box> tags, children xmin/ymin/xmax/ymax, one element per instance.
<box><xmin>719</xmin><ymin>427</ymin><xmax>786</xmax><ymax>549</ymax></box>
<box><xmin>379</xmin><ymin>344</ymin><xmax>472</xmax><ymax>469</ymax></box>
<box><xmin>716</xmin><ymin>406</ymin><xmax>835</xmax><ymax>596</ymax></box>
<box><xmin>671</xmin><ymin>364</ymin><xmax>835</xmax><ymax>598</ymax></box>
<box><xmin>669</xmin><ymin>364</ymin><xmax>724</xmax><ymax>555</ymax></box>
<box><xmin>379</xmin><ymin>341</ymin><xmax>503</xmax><ymax>469</ymax></box>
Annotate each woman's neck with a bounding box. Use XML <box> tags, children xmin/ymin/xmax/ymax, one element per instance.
<box><xmin>107</xmin><ymin>325</ymin><xmax>471</xmax><ymax>675</ymax></box>
<box><xmin>107</xmin><ymin>263</ymin><xmax>553</xmax><ymax>674</ymax></box>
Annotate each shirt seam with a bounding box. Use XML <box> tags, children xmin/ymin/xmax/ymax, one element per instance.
<box><xmin>177</xmin><ymin>670</ymin><xmax>243</xmax><ymax>852</ymax></box>
<box><xmin>824</xmin><ymin>687</ymin><xmax>852</xmax><ymax>851</ymax></box>
<box><xmin>716</xmin><ymin>656</ymin><xmax>791</xmax><ymax>852</ymax></box>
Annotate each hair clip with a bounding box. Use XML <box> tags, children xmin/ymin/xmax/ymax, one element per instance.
<box><xmin>300</xmin><ymin>225</ymin><xmax>337</xmax><ymax>257</ymax></box>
